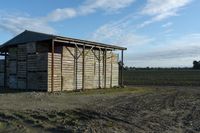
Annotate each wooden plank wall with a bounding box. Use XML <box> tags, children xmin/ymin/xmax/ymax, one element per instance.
<box><xmin>77</xmin><ymin>48</ymin><xmax>83</xmax><ymax>90</ymax></box>
<box><xmin>84</xmin><ymin>48</ymin><xmax>95</xmax><ymax>89</ymax></box>
<box><xmin>59</xmin><ymin>46</ymin><xmax>119</xmax><ymax>91</ymax></box>
<box><xmin>7</xmin><ymin>42</ymin><xmax>49</xmax><ymax>91</ymax></box>
<box><xmin>106</xmin><ymin>52</ymin><xmax>111</xmax><ymax>88</ymax></box>
<box><xmin>62</xmin><ymin>46</ymin><xmax>75</xmax><ymax>91</ymax></box>
<box><xmin>0</xmin><ymin>60</ymin><xmax>5</xmax><ymax>87</ymax></box>
<box><xmin>8</xmin><ymin>47</ymin><xmax>17</xmax><ymax>89</ymax></box>
<box><xmin>6</xmin><ymin>42</ymin><xmax>119</xmax><ymax>91</ymax></box>
<box><xmin>112</xmin><ymin>54</ymin><xmax>119</xmax><ymax>87</ymax></box>
<box><xmin>93</xmin><ymin>50</ymin><xmax>100</xmax><ymax>89</ymax></box>
<box><xmin>100</xmin><ymin>51</ymin><xmax>105</xmax><ymax>88</ymax></box>
<box><xmin>48</xmin><ymin>52</ymin><xmax>62</xmax><ymax>91</ymax></box>
<box><xmin>27</xmin><ymin>51</ymin><xmax>48</xmax><ymax>91</ymax></box>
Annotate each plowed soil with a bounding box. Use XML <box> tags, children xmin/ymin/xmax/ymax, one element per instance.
<box><xmin>0</xmin><ymin>86</ymin><xmax>200</xmax><ymax>133</ymax></box>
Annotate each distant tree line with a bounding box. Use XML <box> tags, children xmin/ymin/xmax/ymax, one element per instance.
<box><xmin>123</xmin><ymin>60</ymin><xmax>200</xmax><ymax>70</ymax></box>
<box><xmin>193</xmin><ymin>60</ymin><xmax>200</xmax><ymax>69</ymax></box>
<box><xmin>124</xmin><ymin>66</ymin><xmax>192</xmax><ymax>71</ymax></box>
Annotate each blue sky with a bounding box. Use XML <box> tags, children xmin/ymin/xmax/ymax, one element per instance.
<box><xmin>0</xmin><ymin>0</ymin><xmax>200</xmax><ymax>67</ymax></box>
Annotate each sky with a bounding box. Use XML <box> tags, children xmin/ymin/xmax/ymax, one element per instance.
<box><xmin>0</xmin><ymin>0</ymin><xmax>200</xmax><ymax>67</ymax></box>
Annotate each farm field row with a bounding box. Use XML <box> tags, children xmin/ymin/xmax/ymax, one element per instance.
<box><xmin>124</xmin><ymin>69</ymin><xmax>200</xmax><ymax>86</ymax></box>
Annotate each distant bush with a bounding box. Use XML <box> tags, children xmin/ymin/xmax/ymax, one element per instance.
<box><xmin>124</xmin><ymin>66</ymin><xmax>192</xmax><ymax>71</ymax></box>
<box><xmin>193</xmin><ymin>60</ymin><xmax>200</xmax><ymax>69</ymax></box>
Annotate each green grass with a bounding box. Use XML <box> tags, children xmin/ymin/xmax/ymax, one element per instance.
<box><xmin>124</xmin><ymin>69</ymin><xmax>200</xmax><ymax>86</ymax></box>
<box><xmin>0</xmin><ymin>121</ymin><xmax>7</xmax><ymax>130</ymax></box>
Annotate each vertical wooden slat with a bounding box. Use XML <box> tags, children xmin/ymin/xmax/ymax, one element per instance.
<box><xmin>17</xmin><ymin>47</ymin><xmax>18</xmax><ymax>90</ymax></box>
<box><xmin>75</xmin><ymin>46</ymin><xmax>78</xmax><ymax>90</ymax></box>
<box><xmin>121</xmin><ymin>50</ymin><xmax>124</xmax><ymax>87</ymax></box>
<box><xmin>82</xmin><ymin>45</ymin><xmax>85</xmax><ymax>90</ymax></box>
<box><xmin>110</xmin><ymin>52</ymin><xmax>113</xmax><ymax>88</ymax></box>
<box><xmin>51</xmin><ymin>40</ymin><xmax>54</xmax><ymax>92</ymax></box>
<box><xmin>61</xmin><ymin>46</ymin><xmax>63</xmax><ymax>91</ymax></box>
<box><xmin>104</xmin><ymin>49</ymin><xmax>107</xmax><ymax>88</ymax></box>
<box><xmin>4</xmin><ymin>52</ymin><xmax>7</xmax><ymax>89</ymax></box>
<box><xmin>26</xmin><ymin>48</ymin><xmax>28</xmax><ymax>90</ymax></box>
<box><xmin>98</xmin><ymin>49</ymin><xmax>101</xmax><ymax>88</ymax></box>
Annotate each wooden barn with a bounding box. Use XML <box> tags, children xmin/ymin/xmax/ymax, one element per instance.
<box><xmin>0</xmin><ymin>30</ymin><xmax>126</xmax><ymax>92</ymax></box>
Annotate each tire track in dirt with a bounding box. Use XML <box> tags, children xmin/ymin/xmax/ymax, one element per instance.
<box><xmin>0</xmin><ymin>87</ymin><xmax>200</xmax><ymax>132</ymax></box>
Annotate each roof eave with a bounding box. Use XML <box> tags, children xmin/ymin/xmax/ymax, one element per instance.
<box><xmin>54</xmin><ymin>36</ymin><xmax>127</xmax><ymax>50</ymax></box>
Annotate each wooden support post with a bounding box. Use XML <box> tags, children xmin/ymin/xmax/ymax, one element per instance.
<box><xmin>98</xmin><ymin>49</ymin><xmax>101</xmax><ymax>88</ymax></box>
<box><xmin>51</xmin><ymin>40</ymin><xmax>55</xmax><ymax>92</ymax></box>
<box><xmin>104</xmin><ymin>49</ymin><xmax>107</xmax><ymax>88</ymax></box>
<box><xmin>121</xmin><ymin>50</ymin><xmax>124</xmax><ymax>87</ymax></box>
<box><xmin>61</xmin><ymin>46</ymin><xmax>63</xmax><ymax>91</ymax></box>
<box><xmin>75</xmin><ymin>46</ymin><xmax>78</xmax><ymax>90</ymax></box>
<box><xmin>110</xmin><ymin>51</ymin><xmax>113</xmax><ymax>88</ymax></box>
<box><xmin>26</xmin><ymin>49</ymin><xmax>28</xmax><ymax>91</ymax></box>
<box><xmin>4</xmin><ymin>52</ymin><xmax>7</xmax><ymax>89</ymax></box>
<box><xmin>82</xmin><ymin>45</ymin><xmax>85</xmax><ymax>90</ymax></box>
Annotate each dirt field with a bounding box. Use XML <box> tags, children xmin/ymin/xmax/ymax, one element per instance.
<box><xmin>0</xmin><ymin>86</ymin><xmax>200</xmax><ymax>133</ymax></box>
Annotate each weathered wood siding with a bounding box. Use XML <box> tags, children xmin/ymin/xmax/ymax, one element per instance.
<box><xmin>112</xmin><ymin>54</ymin><xmax>119</xmax><ymax>87</ymax></box>
<box><xmin>0</xmin><ymin>60</ymin><xmax>5</xmax><ymax>87</ymax></box>
<box><xmin>106</xmin><ymin>52</ymin><xmax>111</xmax><ymax>88</ymax></box>
<box><xmin>84</xmin><ymin>49</ymin><xmax>95</xmax><ymax>89</ymax></box>
<box><xmin>61</xmin><ymin>46</ymin><xmax>119</xmax><ymax>90</ymax></box>
<box><xmin>48</xmin><ymin>52</ymin><xmax>62</xmax><ymax>91</ymax></box>
<box><xmin>5</xmin><ymin>41</ymin><xmax>119</xmax><ymax>91</ymax></box>
<box><xmin>8</xmin><ymin>47</ymin><xmax>18</xmax><ymax>89</ymax></box>
<box><xmin>77</xmin><ymin>48</ymin><xmax>83</xmax><ymax>90</ymax></box>
<box><xmin>7</xmin><ymin>42</ymin><xmax>48</xmax><ymax>91</ymax></box>
<box><xmin>62</xmin><ymin>46</ymin><xmax>75</xmax><ymax>91</ymax></box>
<box><xmin>93</xmin><ymin>50</ymin><xmax>100</xmax><ymax>89</ymax></box>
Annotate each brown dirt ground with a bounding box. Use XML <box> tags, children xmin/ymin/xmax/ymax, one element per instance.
<box><xmin>0</xmin><ymin>86</ymin><xmax>200</xmax><ymax>133</ymax></box>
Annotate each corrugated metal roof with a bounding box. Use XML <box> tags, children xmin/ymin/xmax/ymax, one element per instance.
<box><xmin>0</xmin><ymin>30</ymin><xmax>127</xmax><ymax>51</ymax></box>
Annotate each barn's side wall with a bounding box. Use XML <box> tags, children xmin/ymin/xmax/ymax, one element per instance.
<box><xmin>0</xmin><ymin>60</ymin><xmax>5</xmax><ymax>88</ymax></box>
<box><xmin>5</xmin><ymin>42</ymin><xmax>119</xmax><ymax>92</ymax></box>
<box><xmin>7</xmin><ymin>42</ymin><xmax>49</xmax><ymax>91</ymax></box>
<box><xmin>47</xmin><ymin>44</ymin><xmax>119</xmax><ymax>92</ymax></box>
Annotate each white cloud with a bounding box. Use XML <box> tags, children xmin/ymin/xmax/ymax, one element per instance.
<box><xmin>127</xmin><ymin>33</ymin><xmax>200</xmax><ymax>67</ymax></box>
<box><xmin>0</xmin><ymin>14</ymin><xmax>55</xmax><ymax>35</ymax></box>
<box><xmin>46</xmin><ymin>8</ymin><xmax>77</xmax><ymax>22</ymax></box>
<box><xmin>138</xmin><ymin>0</ymin><xmax>192</xmax><ymax>28</ymax></box>
<box><xmin>92</xmin><ymin>5</ymin><xmax>199</xmax><ymax>67</ymax></box>
<box><xmin>0</xmin><ymin>0</ymin><xmax>135</xmax><ymax>35</ymax></box>
<box><xmin>79</xmin><ymin>0</ymin><xmax>135</xmax><ymax>14</ymax></box>
<box><xmin>141</xmin><ymin>0</ymin><xmax>191</xmax><ymax>16</ymax></box>
<box><xmin>91</xmin><ymin>20</ymin><xmax>154</xmax><ymax>47</ymax></box>
<box><xmin>162</xmin><ymin>22</ymin><xmax>173</xmax><ymax>28</ymax></box>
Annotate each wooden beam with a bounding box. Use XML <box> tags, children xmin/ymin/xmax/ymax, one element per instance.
<box><xmin>65</xmin><ymin>46</ymin><xmax>75</xmax><ymax>58</ymax></box>
<box><xmin>51</xmin><ymin>40</ymin><xmax>55</xmax><ymax>92</ymax></box>
<box><xmin>75</xmin><ymin>46</ymin><xmax>78</xmax><ymax>90</ymax></box>
<box><xmin>75</xmin><ymin>43</ymin><xmax>82</xmax><ymax>55</ymax></box>
<box><xmin>91</xmin><ymin>49</ymin><xmax>100</xmax><ymax>61</ymax></box>
<box><xmin>4</xmin><ymin>52</ymin><xmax>7</xmax><ymax>89</ymax></box>
<box><xmin>110</xmin><ymin>51</ymin><xmax>113</xmax><ymax>88</ymax></box>
<box><xmin>121</xmin><ymin>50</ymin><xmax>124</xmax><ymax>87</ymax></box>
<box><xmin>104</xmin><ymin>49</ymin><xmax>107</xmax><ymax>88</ymax></box>
<box><xmin>82</xmin><ymin>45</ymin><xmax>85</xmax><ymax>90</ymax></box>
<box><xmin>54</xmin><ymin>39</ymin><xmax>115</xmax><ymax>50</ymax></box>
<box><xmin>61</xmin><ymin>46</ymin><xmax>63</xmax><ymax>91</ymax></box>
<box><xmin>78</xmin><ymin>46</ymin><xmax>94</xmax><ymax>59</ymax></box>
<box><xmin>98</xmin><ymin>49</ymin><xmax>101</xmax><ymax>88</ymax></box>
<box><xmin>54</xmin><ymin>37</ymin><xmax>127</xmax><ymax>50</ymax></box>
